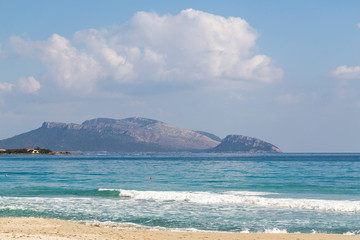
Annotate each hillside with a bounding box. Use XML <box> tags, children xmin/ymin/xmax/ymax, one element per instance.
<box><xmin>0</xmin><ymin>117</ymin><xmax>282</xmax><ymax>153</ymax></box>
<box><xmin>209</xmin><ymin>135</ymin><xmax>282</xmax><ymax>153</ymax></box>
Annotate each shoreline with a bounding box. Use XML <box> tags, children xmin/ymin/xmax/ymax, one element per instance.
<box><xmin>0</xmin><ymin>218</ymin><xmax>359</xmax><ymax>240</ymax></box>
<box><xmin>0</xmin><ymin>152</ymin><xmax>71</xmax><ymax>155</ymax></box>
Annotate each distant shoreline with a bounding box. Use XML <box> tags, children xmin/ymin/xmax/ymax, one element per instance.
<box><xmin>0</xmin><ymin>152</ymin><xmax>71</xmax><ymax>155</ymax></box>
<box><xmin>0</xmin><ymin>148</ymin><xmax>71</xmax><ymax>155</ymax></box>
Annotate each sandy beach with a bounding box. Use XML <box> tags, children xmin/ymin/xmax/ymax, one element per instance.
<box><xmin>0</xmin><ymin>218</ymin><xmax>358</xmax><ymax>240</ymax></box>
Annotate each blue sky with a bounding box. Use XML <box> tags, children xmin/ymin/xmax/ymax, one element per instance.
<box><xmin>0</xmin><ymin>0</ymin><xmax>360</xmax><ymax>152</ymax></box>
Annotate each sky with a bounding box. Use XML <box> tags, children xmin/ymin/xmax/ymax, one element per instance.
<box><xmin>0</xmin><ymin>0</ymin><xmax>360</xmax><ymax>152</ymax></box>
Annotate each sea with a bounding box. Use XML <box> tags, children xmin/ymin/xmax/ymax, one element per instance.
<box><xmin>0</xmin><ymin>153</ymin><xmax>360</xmax><ymax>234</ymax></box>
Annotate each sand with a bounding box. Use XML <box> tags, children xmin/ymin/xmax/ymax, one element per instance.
<box><xmin>0</xmin><ymin>218</ymin><xmax>359</xmax><ymax>240</ymax></box>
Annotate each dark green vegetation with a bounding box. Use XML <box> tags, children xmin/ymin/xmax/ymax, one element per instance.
<box><xmin>0</xmin><ymin>147</ymin><xmax>53</xmax><ymax>154</ymax></box>
<box><xmin>0</xmin><ymin>117</ymin><xmax>282</xmax><ymax>153</ymax></box>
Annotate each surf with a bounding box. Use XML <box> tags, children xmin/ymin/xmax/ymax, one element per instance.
<box><xmin>99</xmin><ymin>189</ymin><xmax>360</xmax><ymax>213</ymax></box>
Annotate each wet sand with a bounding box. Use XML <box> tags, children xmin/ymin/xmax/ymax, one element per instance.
<box><xmin>0</xmin><ymin>218</ymin><xmax>358</xmax><ymax>240</ymax></box>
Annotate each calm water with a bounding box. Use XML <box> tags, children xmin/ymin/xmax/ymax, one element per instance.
<box><xmin>0</xmin><ymin>153</ymin><xmax>360</xmax><ymax>234</ymax></box>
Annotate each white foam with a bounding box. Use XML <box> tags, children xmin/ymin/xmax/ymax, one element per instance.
<box><xmin>98</xmin><ymin>188</ymin><xmax>120</xmax><ymax>192</ymax></box>
<box><xmin>117</xmin><ymin>189</ymin><xmax>275</xmax><ymax>204</ymax></box>
<box><xmin>223</xmin><ymin>191</ymin><xmax>277</xmax><ymax>196</ymax></box>
<box><xmin>264</xmin><ymin>228</ymin><xmax>288</xmax><ymax>233</ymax></box>
<box><xmin>78</xmin><ymin>220</ymin><xmax>289</xmax><ymax>234</ymax></box>
<box><xmin>83</xmin><ymin>220</ymin><xmax>210</xmax><ymax>232</ymax></box>
<box><xmin>343</xmin><ymin>230</ymin><xmax>360</xmax><ymax>235</ymax></box>
<box><xmin>84</xmin><ymin>220</ymin><xmax>152</xmax><ymax>230</ymax></box>
<box><xmin>104</xmin><ymin>189</ymin><xmax>360</xmax><ymax>213</ymax></box>
<box><xmin>0</xmin><ymin>206</ymin><xmax>26</xmax><ymax>210</ymax></box>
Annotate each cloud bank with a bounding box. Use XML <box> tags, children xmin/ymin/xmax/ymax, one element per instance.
<box><xmin>10</xmin><ymin>9</ymin><xmax>283</xmax><ymax>94</ymax></box>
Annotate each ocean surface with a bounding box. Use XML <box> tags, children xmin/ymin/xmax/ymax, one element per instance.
<box><xmin>0</xmin><ymin>153</ymin><xmax>360</xmax><ymax>234</ymax></box>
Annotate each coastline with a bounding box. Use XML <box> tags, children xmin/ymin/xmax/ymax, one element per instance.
<box><xmin>0</xmin><ymin>218</ymin><xmax>358</xmax><ymax>240</ymax></box>
<box><xmin>0</xmin><ymin>152</ymin><xmax>71</xmax><ymax>155</ymax></box>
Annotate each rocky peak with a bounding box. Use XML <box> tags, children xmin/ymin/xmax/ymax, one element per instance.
<box><xmin>122</xmin><ymin>117</ymin><xmax>161</xmax><ymax>127</ymax></box>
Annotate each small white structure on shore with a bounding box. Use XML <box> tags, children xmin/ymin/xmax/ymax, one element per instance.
<box><xmin>26</xmin><ymin>148</ymin><xmax>39</xmax><ymax>154</ymax></box>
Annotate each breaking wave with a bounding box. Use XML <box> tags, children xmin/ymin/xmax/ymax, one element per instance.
<box><xmin>99</xmin><ymin>189</ymin><xmax>360</xmax><ymax>213</ymax></box>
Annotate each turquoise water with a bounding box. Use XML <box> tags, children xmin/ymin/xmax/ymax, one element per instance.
<box><xmin>1</xmin><ymin>153</ymin><xmax>360</xmax><ymax>234</ymax></box>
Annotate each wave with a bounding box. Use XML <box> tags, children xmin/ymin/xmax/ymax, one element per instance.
<box><xmin>344</xmin><ymin>230</ymin><xmax>360</xmax><ymax>235</ymax></box>
<box><xmin>81</xmin><ymin>220</ymin><xmax>360</xmax><ymax>235</ymax></box>
<box><xmin>83</xmin><ymin>220</ymin><xmax>207</xmax><ymax>232</ymax></box>
<box><xmin>0</xmin><ymin>206</ymin><xmax>26</xmax><ymax>210</ymax></box>
<box><xmin>264</xmin><ymin>228</ymin><xmax>288</xmax><ymax>233</ymax></box>
<box><xmin>83</xmin><ymin>220</ymin><xmax>291</xmax><ymax>234</ymax></box>
<box><xmin>99</xmin><ymin>189</ymin><xmax>360</xmax><ymax>213</ymax></box>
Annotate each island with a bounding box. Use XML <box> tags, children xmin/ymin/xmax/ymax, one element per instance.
<box><xmin>0</xmin><ymin>147</ymin><xmax>70</xmax><ymax>155</ymax></box>
<box><xmin>0</xmin><ymin>117</ymin><xmax>282</xmax><ymax>153</ymax></box>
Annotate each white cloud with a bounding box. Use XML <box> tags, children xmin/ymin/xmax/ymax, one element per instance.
<box><xmin>73</xmin><ymin>29</ymin><xmax>134</xmax><ymax>82</ymax></box>
<box><xmin>331</xmin><ymin>24</ymin><xmax>360</xmax><ymax>80</ymax></box>
<box><xmin>11</xmin><ymin>34</ymin><xmax>102</xmax><ymax>93</ymax></box>
<box><xmin>331</xmin><ymin>65</ymin><xmax>360</xmax><ymax>79</ymax></box>
<box><xmin>0</xmin><ymin>82</ymin><xmax>14</xmax><ymax>92</ymax></box>
<box><xmin>19</xmin><ymin>76</ymin><xmax>41</xmax><ymax>93</ymax></box>
<box><xmin>10</xmin><ymin>9</ymin><xmax>283</xmax><ymax>94</ymax></box>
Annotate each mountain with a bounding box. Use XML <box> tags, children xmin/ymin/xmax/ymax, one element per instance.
<box><xmin>0</xmin><ymin>117</ymin><xmax>219</xmax><ymax>152</ymax></box>
<box><xmin>0</xmin><ymin>117</ymin><xmax>282</xmax><ymax>153</ymax></box>
<box><xmin>209</xmin><ymin>135</ymin><xmax>282</xmax><ymax>153</ymax></box>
